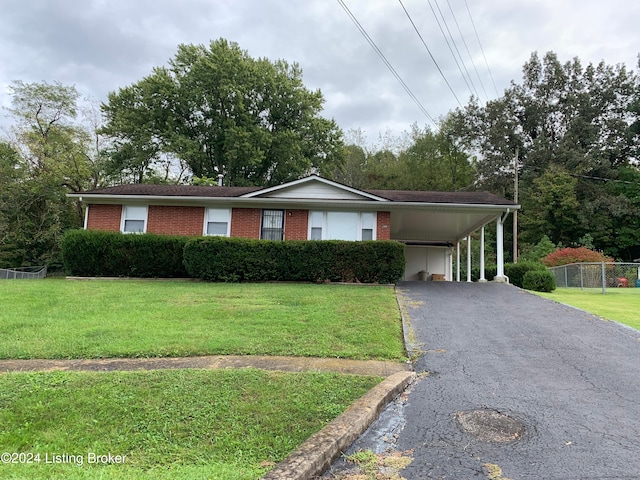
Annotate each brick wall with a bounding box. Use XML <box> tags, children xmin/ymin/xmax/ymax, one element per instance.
<box><xmin>230</xmin><ymin>208</ymin><xmax>261</xmax><ymax>238</ymax></box>
<box><xmin>377</xmin><ymin>211</ymin><xmax>391</xmax><ymax>240</ymax></box>
<box><xmin>147</xmin><ymin>206</ymin><xmax>205</xmax><ymax>236</ymax></box>
<box><xmin>284</xmin><ymin>209</ymin><xmax>308</xmax><ymax>240</ymax></box>
<box><xmin>86</xmin><ymin>204</ymin><xmax>122</xmax><ymax>232</ymax></box>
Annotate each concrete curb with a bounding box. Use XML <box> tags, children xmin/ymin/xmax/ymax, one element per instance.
<box><xmin>261</xmin><ymin>370</ymin><xmax>416</xmax><ymax>480</ymax></box>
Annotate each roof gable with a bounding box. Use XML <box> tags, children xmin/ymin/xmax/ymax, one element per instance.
<box><xmin>242</xmin><ymin>175</ymin><xmax>388</xmax><ymax>201</ymax></box>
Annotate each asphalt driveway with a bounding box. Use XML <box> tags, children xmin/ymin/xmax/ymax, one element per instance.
<box><xmin>326</xmin><ymin>282</ymin><xmax>640</xmax><ymax>479</ymax></box>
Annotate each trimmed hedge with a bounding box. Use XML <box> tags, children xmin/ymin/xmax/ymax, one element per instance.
<box><xmin>61</xmin><ymin>229</ymin><xmax>190</xmax><ymax>278</ymax></box>
<box><xmin>183</xmin><ymin>237</ymin><xmax>405</xmax><ymax>284</ymax></box>
<box><xmin>504</xmin><ymin>261</ymin><xmax>547</xmax><ymax>288</ymax></box>
<box><xmin>523</xmin><ymin>270</ymin><xmax>556</xmax><ymax>292</ymax></box>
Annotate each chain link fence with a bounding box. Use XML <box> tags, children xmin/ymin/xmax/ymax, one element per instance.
<box><xmin>548</xmin><ymin>262</ymin><xmax>640</xmax><ymax>292</ymax></box>
<box><xmin>0</xmin><ymin>266</ymin><xmax>47</xmax><ymax>279</ymax></box>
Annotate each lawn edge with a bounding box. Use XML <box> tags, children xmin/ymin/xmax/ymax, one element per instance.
<box><xmin>261</xmin><ymin>370</ymin><xmax>416</xmax><ymax>480</ymax></box>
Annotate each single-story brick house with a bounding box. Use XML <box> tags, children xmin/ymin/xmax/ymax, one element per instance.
<box><xmin>68</xmin><ymin>175</ymin><xmax>519</xmax><ymax>282</ymax></box>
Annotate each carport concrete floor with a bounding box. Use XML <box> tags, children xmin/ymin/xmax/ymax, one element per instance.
<box><xmin>324</xmin><ymin>282</ymin><xmax>640</xmax><ymax>480</ymax></box>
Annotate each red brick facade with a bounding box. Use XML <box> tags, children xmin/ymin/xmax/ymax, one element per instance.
<box><xmin>86</xmin><ymin>204</ymin><xmax>391</xmax><ymax>241</ymax></box>
<box><xmin>86</xmin><ymin>204</ymin><xmax>122</xmax><ymax>232</ymax></box>
<box><xmin>284</xmin><ymin>209</ymin><xmax>308</xmax><ymax>240</ymax></box>
<box><xmin>230</xmin><ymin>208</ymin><xmax>261</xmax><ymax>238</ymax></box>
<box><xmin>147</xmin><ymin>206</ymin><xmax>204</xmax><ymax>236</ymax></box>
<box><xmin>376</xmin><ymin>211</ymin><xmax>391</xmax><ymax>240</ymax></box>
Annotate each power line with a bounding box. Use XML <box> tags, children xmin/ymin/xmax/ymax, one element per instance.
<box><xmin>464</xmin><ymin>0</ymin><xmax>499</xmax><ymax>97</ymax></box>
<box><xmin>337</xmin><ymin>0</ymin><xmax>438</xmax><ymax>127</ymax></box>
<box><xmin>424</xmin><ymin>0</ymin><xmax>474</xmax><ymax>100</ymax></box>
<box><xmin>445</xmin><ymin>0</ymin><xmax>489</xmax><ymax>103</ymax></box>
<box><xmin>398</xmin><ymin>0</ymin><xmax>463</xmax><ymax>108</ymax></box>
<box><xmin>431</xmin><ymin>0</ymin><xmax>480</xmax><ymax>100</ymax></box>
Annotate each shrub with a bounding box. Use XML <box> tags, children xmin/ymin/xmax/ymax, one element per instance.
<box><xmin>504</xmin><ymin>261</ymin><xmax>546</xmax><ymax>288</ymax></box>
<box><xmin>542</xmin><ymin>247</ymin><xmax>614</xmax><ymax>267</ymax></box>
<box><xmin>61</xmin><ymin>230</ymin><xmax>190</xmax><ymax>278</ymax></box>
<box><xmin>183</xmin><ymin>237</ymin><xmax>405</xmax><ymax>284</ymax></box>
<box><xmin>523</xmin><ymin>270</ymin><xmax>556</xmax><ymax>292</ymax></box>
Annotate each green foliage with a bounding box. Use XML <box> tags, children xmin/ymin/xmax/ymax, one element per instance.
<box><xmin>504</xmin><ymin>261</ymin><xmax>546</xmax><ymax>288</ymax></box>
<box><xmin>520</xmin><ymin>166</ymin><xmax>580</xmax><ymax>246</ymax></box>
<box><xmin>101</xmin><ymin>38</ymin><xmax>345</xmax><ymax>187</ymax></box>
<box><xmin>541</xmin><ymin>246</ymin><xmax>614</xmax><ymax>267</ymax></box>
<box><xmin>519</xmin><ymin>235</ymin><xmax>557</xmax><ymax>262</ymax></box>
<box><xmin>183</xmin><ymin>237</ymin><xmax>405</xmax><ymax>283</ymax></box>
<box><xmin>0</xmin><ymin>81</ymin><xmax>103</xmax><ymax>269</ymax></box>
<box><xmin>523</xmin><ymin>270</ymin><xmax>556</xmax><ymax>292</ymax></box>
<box><xmin>448</xmin><ymin>51</ymin><xmax>640</xmax><ymax>256</ymax></box>
<box><xmin>61</xmin><ymin>230</ymin><xmax>189</xmax><ymax>277</ymax></box>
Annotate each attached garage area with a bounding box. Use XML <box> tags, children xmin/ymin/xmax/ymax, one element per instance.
<box><xmin>403</xmin><ymin>245</ymin><xmax>452</xmax><ymax>281</ymax></box>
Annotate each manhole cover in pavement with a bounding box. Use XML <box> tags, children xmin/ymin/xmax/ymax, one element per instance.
<box><xmin>455</xmin><ymin>409</ymin><xmax>525</xmax><ymax>443</ymax></box>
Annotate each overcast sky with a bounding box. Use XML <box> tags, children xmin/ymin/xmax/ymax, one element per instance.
<box><xmin>1</xmin><ymin>0</ymin><xmax>639</xmax><ymax>147</ymax></box>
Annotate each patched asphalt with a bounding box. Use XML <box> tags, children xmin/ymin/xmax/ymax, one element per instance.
<box><xmin>325</xmin><ymin>282</ymin><xmax>640</xmax><ymax>480</ymax></box>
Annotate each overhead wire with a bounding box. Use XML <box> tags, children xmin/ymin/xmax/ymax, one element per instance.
<box><xmin>464</xmin><ymin>0</ymin><xmax>499</xmax><ymax>97</ymax></box>
<box><xmin>444</xmin><ymin>0</ymin><xmax>489</xmax><ymax>103</ymax></box>
<box><xmin>397</xmin><ymin>0</ymin><xmax>464</xmax><ymax>108</ymax></box>
<box><xmin>336</xmin><ymin>0</ymin><xmax>438</xmax><ymax>128</ymax></box>
<box><xmin>424</xmin><ymin>0</ymin><xmax>475</xmax><ymax>100</ymax></box>
<box><xmin>430</xmin><ymin>0</ymin><xmax>480</xmax><ymax>101</ymax></box>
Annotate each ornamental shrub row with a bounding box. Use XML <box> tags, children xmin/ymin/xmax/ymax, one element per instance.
<box><xmin>182</xmin><ymin>237</ymin><xmax>405</xmax><ymax>284</ymax></box>
<box><xmin>61</xmin><ymin>230</ymin><xmax>190</xmax><ymax>278</ymax></box>
<box><xmin>61</xmin><ymin>230</ymin><xmax>406</xmax><ymax>283</ymax></box>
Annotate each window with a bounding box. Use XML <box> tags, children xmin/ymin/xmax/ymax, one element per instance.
<box><xmin>361</xmin><ymin>212</ymin><xmax>375</xmax><ymax>240</ymax></box>
<box><xmin>309</xmin><ymin>211</ymin><xmax>323</xmax><ymax>240</ymax></box>
<box><xmin>121</xmin><ymin>205</ymin><xmax>147</xmax><ymax>233</ymax></box>
<box><xmin>204</xmin><ymin>208</ymin><xmax>230</xmax><ymax>236</ymax></box>
<box><xmin>308</xmin><ymin>211</ymin><xmax>376</xmax><ymax>241</ymax></box>
<box><xmin>261</xmin><ymin>209</ymin><xmax>284</xmax><ymax>240</ymax></box>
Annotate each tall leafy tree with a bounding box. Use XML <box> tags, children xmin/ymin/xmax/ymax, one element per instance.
<box><xmin>0</xmin><ymin>81</ymin><xmax>101</xmax><ymax>267</ymax></box>
<box><xmin>101</xmin><ymin>39</ymin><xmax>345</xmax><ymax>186</ymax></box>
<box><xmin>449</xmin><ymin>52</ymin><xmax>640</xmax><ymax>257</ymax></box>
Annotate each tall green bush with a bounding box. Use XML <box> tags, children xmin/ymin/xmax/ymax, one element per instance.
<box><xmin>61</xmin><ymin>230</ymin><xmax>189</xmax><ymax>278</ymax></box>
<box><xmin>523</xmin><ymin>270</ymin><xmax>556</xmax><ymax>292</ymax></box>
<box><xmin>504</xmin><ymin>261</ymin><xmax>547</xmax><ymax>288</ymax></box>
<box><xmin>183</xmin><ymin>237</ymin><xmax>405</xmax><ymax>284</ymax></box>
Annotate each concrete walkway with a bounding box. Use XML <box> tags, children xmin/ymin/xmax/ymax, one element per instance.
<box><xmin>0</xmin><ymin>355</ymin><xmax>410</xmax><ymax>377</ymax></box>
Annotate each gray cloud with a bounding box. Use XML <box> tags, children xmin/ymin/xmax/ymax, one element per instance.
<box><xmin>1</xmin><ymin>0</ymin><xmax>639</xmax><ymax>147</ymax></box>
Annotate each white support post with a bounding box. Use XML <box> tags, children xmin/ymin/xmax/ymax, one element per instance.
<box><xmin>494</xmin><ymin>215</ymin><xmax>508</xmax><ymax>283</ymax></box>
<box><xmin>456</xmin><ymin>241</ymin><xmax>461</xmax><ymax>282</ymax></box>
<box><xmin>466</xmin><ymin>236</ymin><xmax>472</xmax><ymax>282</ymax></box>
<box><xmin>479</xmin><ymin>226</ymin><xmax>487</xmax><ymax>282</ymax></box>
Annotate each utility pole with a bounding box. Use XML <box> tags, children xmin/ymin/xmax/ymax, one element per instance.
<box><xmin>513</xmin><ymin>148</ymin><xmax>519</xmax><ymax>263</ymax></box>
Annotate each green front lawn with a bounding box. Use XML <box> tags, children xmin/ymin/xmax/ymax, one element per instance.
<box><xmin>535</xmin><ymin>287</ymin><xmax>640</xmax><ymax>330</ymax></box>
<box><xmin>0</xmin><ymin>280</ymin><xmax>405</xmax><ymax>360</ymax></box>
<box><xmin>0</xmin><ymin>369</ymin><xmax>381</xmax><ymax>479</ymax></box>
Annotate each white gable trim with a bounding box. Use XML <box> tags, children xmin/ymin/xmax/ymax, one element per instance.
<box><xmin>240</xmin><ymin>175</ymin><xmax>389</xmax><ymax>202</ymax></box>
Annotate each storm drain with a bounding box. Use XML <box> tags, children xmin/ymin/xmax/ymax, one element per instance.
<box><xmin>455</xmin><ymin>409</ymin><xmax>525</xmax><ymax>443</ymax></box>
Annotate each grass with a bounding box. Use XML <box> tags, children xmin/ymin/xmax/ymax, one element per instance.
<box><xmin>535</xmin><ymin>287</ymin><xmax>640</xmax><ymax>330</ymax></box>
<box><xmin>0</xmin><ymin>369</ymin><xmax>381</xmax><ymax>480</ymax></box>
<box><xmin>0</xmin><ymin>279</ymin><xmax>405</xmax><ymax>361</ymax></box>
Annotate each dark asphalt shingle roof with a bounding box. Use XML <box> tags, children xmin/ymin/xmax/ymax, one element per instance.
<box><xmin>81</xmin><ymin>183</ymin><xmax>517</xmax><ymax>206</ymax></box>
<box><xmin>82</xmin><ymin>184</ymin><xmax>261</xmax><ymax>197</ymax></box>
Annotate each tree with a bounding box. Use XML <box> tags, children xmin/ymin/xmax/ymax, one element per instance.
<box><xmin>448</xmin><ymin>52</ymin><xmax>640</xmax><ymax>256</ymax></box>
<box><xmin>0</xmin><ymin>81</ymin><xmax>101</xmax><ymax>268</ymax></box>
<box><xmin>101</xmin><ymin>39</ymin><xmax>345</xmax><ymax>186</ymax></box>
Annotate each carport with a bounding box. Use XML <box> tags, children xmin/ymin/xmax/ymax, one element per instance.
<box><xmin>368</xmin><ymin>190</ymin><xmax>520</xmax><ymax>282</ymax></box>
